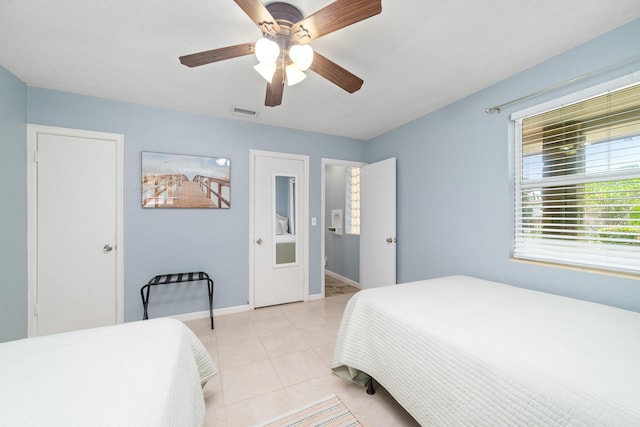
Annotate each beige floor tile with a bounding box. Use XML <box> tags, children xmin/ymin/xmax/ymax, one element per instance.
<box><xmin>214</xmin><ymin>311</ymin><xmax>252</xmax><ymax>327</ymax></box>
<box><xmin>275</xmin><ymin>301</ymin><xmax>311</xmax><ymax>316</ymax></box>
<box><xmin>284</xmin><ymin>374</ymin><xmax>353</xmax><ymax>409</ymax></box>
<box><xmin>215</xmin><ymin>321</ymin><xmax>258</xmax><ymax>345</ymax></box>
<box><xmin>323</xmin><ymin>306</ymin><xmax>348</xmax><ymax>322</ymax></box>
<box><xmin>270</xmin><ymin>348</ymin><xmax>329</xmax><ymax>387</ymax></box>
<box><xmin>311</xmin><ymin>342</ymin><xmax>336</xmax><ymax>369</ymax></box>
<box><xmin>203</xmin><ymin>375</ymin><xmax>224</xmax><ymax>409</ymax></box>
<box><xmin>224</xmin><ymin>389</ymin><xmax>290</xmax><ymax>427</ymax></box>
<box><xmin>220</xmin><ymin>359</ymin><xmax>282</xmax><ymax>405</ymax></box>
<box><xmin>203</xmin><ymin>404</ymin><xmax>226</xmax><ymax>427</ymax></box>
<box><xmin>284</xmin><ymin>311</ymin><xmax>328</xmax><ymax>329</ymax></box>
<box><xmin>249</xmin><ymin>306</ymin><xmax>286</xmax><ymax>322</ymax></box>
<box><xmin>298</xmin><ymin>321</ymin><xmax>340</xmax><ymax>346</ymax></box>
<box><xmin>252</xmin><ymin>314</ymin><xmax>294</xmax><ymax>337</ymax></box>
<box><xmin>196</xmin><ymin>329</ymin><xmax>217</xmax><ymax>346</ymax></box>
<box><xmin>304</xmin><ymin>302</ymin><xmax>340</xmax><ymax>317</ymax></box>
<box><xmin>217</xmin><ymin>337</ymin><xmax>268</xmax><ymax>369</ymax></box>
<box><xmin>184</xmin><ymin>317</ymin><xmax>215</xmax><ymax>334</ymax></box>
<box><xmin>261</xmin><ymin>329</ymin><xmax>311</xmax><ymax>358</ymax></box>
<box><xmin>343</xmin><ymin>385</ymin><xmax>420</xmax><ymax>427</ymax></box>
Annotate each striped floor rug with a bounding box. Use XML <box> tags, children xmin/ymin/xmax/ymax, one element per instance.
<box><xmin>257</xmin><ymin>394</ymin><xmax>361</xmax><ymax>427</ymax></box>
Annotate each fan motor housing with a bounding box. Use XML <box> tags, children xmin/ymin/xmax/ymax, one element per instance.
<box><xmin>263</xmin><ymin>2</ymin><xmax>306</xmax><ymax>62</ymax></box>
<box><xmin>265</xmin><ymin>2</ymin><xmax>304</xmax><ymax>30</ymax></box>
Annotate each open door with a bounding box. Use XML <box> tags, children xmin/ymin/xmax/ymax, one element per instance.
<box><xmin>360</xmin><ymin>157</ymin><xmax>396</xmax><ymax>289</ymax></box>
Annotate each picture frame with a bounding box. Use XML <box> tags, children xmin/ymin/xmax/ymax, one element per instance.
<box><xmin>141</xmin><ymin>151</ymin><xmax>231</xmax><ymax>208</ymax></box>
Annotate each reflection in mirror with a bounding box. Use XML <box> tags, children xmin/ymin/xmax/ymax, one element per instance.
<box><xmin>274</xmin><ymin>175</ymin><xmax>297</xmax><ymax>265</ymax></box>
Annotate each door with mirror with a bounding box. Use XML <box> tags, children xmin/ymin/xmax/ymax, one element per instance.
<box><xmin>252</xmin><ymin>152</ymin><xmax>308</xmax><ymax>308</ymax></box>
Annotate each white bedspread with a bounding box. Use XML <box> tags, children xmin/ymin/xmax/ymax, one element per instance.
<box><xmin>332</xmin><ymin>275</ymin><xmax>640</xmax><ymax>426</ymax></box>
<box><xmin>0</xmin><ymin>318</ymin><xmax>217</xmax><ymax>427</ymax></box>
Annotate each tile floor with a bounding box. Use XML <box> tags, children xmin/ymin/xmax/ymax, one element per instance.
<box><xmin>184</xmin><ymin>293</ymin><xmax>420</xmax><ymax>427</ymax></box>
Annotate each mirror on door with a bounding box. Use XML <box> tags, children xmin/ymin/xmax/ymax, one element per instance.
<box><xmin>274</xmin><ymin>175</ymin><xmax>297</xmax><ymax>265</ymax></box>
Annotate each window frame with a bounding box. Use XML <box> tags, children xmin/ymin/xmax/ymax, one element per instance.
<box><xmin>511</xmin><ymin>72</ymin><xmax>640</xmax><ymax>275</ymax></box>
<box><xmin>345</xmin><ymin>166</ymin><xmax>361</xmax><ymax>235</ymax></box>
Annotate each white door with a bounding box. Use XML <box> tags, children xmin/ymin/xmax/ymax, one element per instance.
<box><xmin>360</xmin><ymin>157</ymin><xmax>396</xmax><ymax>289</ymax></box>
<box><xmin>29</xmin><ymin>126</ymin><xmax>123</xmax><ymax>336</ymax></box>
<box><xmin>251</xmin><ymin>151</ymin><xmax>308</xmax><ymax>308</ymax></box>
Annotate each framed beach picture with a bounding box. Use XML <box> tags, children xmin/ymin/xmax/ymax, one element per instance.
<box><xmin>141</xmin><ymin>151</ymin><xmax>231</xmax><ymax>208</ymax></box>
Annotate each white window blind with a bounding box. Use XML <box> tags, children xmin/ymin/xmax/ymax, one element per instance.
<box><xmin>514</xmin><ymin>82</ymin><xmax>640</xmax><ymax>274</ymax></box>
<box><xmin>345</xmin><ymin>166</ymin><xmax>361</xmax><ymax>235</ymax></box>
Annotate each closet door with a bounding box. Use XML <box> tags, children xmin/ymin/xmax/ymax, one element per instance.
<box><xmin>251</xmin><ymin>151</ymin><xmax>308</xmax><ymax>307</ymax></box>
<box><xmin>29</xmin><ymin>126</ymin><xmax>123</xmax><ymax>336</ymax></box>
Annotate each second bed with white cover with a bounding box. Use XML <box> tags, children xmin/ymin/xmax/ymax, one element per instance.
<box><xmin>0</xmin><ymin>318</ymin><xmax>217</xmax><ymax>427</ymax></box>
<box><xmin>332</xmin><ymin>275</ymin><xmax>640</xmax><ymax>426</ymax></box>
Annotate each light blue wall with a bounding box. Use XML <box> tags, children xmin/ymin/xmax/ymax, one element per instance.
<box><xmin>2</xmin><ymin>18</ymin><xmax>639</xmax><ymax>342</ymax></box>
<box><xmin>0</xmin><ymin>66</ymin><xmax>27</xmax><ymax>342</ymax></box>
<box><xmin>26</xmin><ymin>88</ymin><xmax>367</xmax><ymax>325</ymax></box>
<box><xmin>325</xmin><ymin>165</ymin><xmax>359</xmax><ymax>282</ymax></box>
<box><xmin>368</xmin><ymin>18</ymin><xmax>640</xmax><ymax>312</ymax></box>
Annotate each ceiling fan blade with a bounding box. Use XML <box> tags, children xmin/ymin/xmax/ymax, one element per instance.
<box><xmin>179</xmin><ymin>43</ymin><xmax>254</xmax><ymax>67</ymax></box>
<box><xmin>234</xmin><ymin>0</ymin><xmax>280</xmax><ymax>35</ymax></box>
<box><xmin>291</xmin><ymin>0</ymin><xmax>381</xmax><ymax>43</ymax></box>
<box><xmin>310</xmin><ymin>52</ymin><xmax>363</xmax><ymax>93</ymax></box>
<box><xmin>265</xmin><ymin>67</ymin><xmax>285</xmax><ymax>107</ymax></box>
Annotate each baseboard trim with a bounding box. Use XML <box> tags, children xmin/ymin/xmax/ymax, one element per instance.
<box><xmin>325</xmin><ymin>270</ymin><xmax>361</xmax><ymax>289</ymax></box>
<box><xmin>170</xmin><ymin>304</ymin><xmax>251</xmax><ymax>322</ymax></box>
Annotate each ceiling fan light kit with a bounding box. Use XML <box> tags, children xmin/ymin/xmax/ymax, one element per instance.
<box><xmin>253</xmin><ymin>36</ymin><xmax>311</xmax><ymax>86</ymax></box>
<box><xmin>289</xmin><ymin>44</ymin><xmax>313</xmax><ymax>71</ymax></box>
<box><xmin>254</xmin><ymin>37</ymin><xmax>280</xmax><ymax>65</ymax></box>
<box><xmin>253</xmin><ymin>62</ymin><xmax>277</xmax><ymax>83</ymax></box>
<box><xmin>179</xmin><ymin>0</ymin><xmax>382</xmax><ymax>107</ymax></box>
<box><xmin>285</xmin><ymin>63</ymin><xmax>306</xmax><ymax>86</ymax></box>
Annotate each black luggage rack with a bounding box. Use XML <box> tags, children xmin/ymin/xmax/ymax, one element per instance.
<box><xmin>140</xmin><ymin>271</ymin><xmax>214</xmax><ymax>329</ymax></box>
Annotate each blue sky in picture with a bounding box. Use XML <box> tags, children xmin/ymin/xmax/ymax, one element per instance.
<box><xmin>142</xmin><ymin>151</ymin><xmax>230</xmax><ymax>181</ymax></box>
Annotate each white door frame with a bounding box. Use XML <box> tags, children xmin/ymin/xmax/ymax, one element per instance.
<box><xmin>249</xmin><ymin>150</ymin><xmax>309</xmax><ymax>309</ymax></box>
<box><xmin>320</xmin><ymin>158</ymin><xmax>365</xmax><ymax>297</ymax></box>
<box><xmin>27</xmin><ymin>125</ymin><xmax>124</xmax><ymax>337</ymax></box>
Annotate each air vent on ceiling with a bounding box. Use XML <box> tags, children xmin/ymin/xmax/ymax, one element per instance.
<box><xmin>232</xmin><ymin>107</ymin><xmax>258</xmax><ymax>118</ymax></box>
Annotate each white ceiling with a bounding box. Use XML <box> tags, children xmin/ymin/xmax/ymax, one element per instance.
<box><xmin>1</xmin><ymin>1</ymin><xmax>639</xmax><ymax>140</ymax></box>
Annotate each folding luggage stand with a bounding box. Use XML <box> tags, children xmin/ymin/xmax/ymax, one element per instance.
<box><xmin>140</xmin><ymin>271</ymin><xmax>214</xmax><ymax>329</ymax></box>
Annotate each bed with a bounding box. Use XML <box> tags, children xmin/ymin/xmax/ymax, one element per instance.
<box><xmin>332</xmin><ymin>275</ymin><xmax>640</xmax><ymax>426</ymax></box>
<box><xmin>275</xmin><ymin>213</ymin><xmax>296</xmax><ymax>263</ymax></box>
<box><xmin>0</xmin><ymin>318</ymin><xmax>217</xmax><ymax>427</ymax></box>
<box><xmin>275</xmin><ymin>232</ymin><xmax>296</xmax><ymax>263</ymax></box>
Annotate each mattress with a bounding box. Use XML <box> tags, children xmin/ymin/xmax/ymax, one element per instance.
<box><xmin>332</xmin><ymin>275</ymin><xmax>640</xmax><ymax>426</ymax></box>
<box><xmin>0</xmin><ymin>318</ymin><xmax>217</xmax><ymax>427</ymax></box>
<box><xmin>276</xmin><ymin>232</ymin><xmax>296</xmax><ymax>263</ymax></box>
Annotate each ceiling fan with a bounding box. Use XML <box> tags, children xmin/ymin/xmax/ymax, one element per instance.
<box><xmin>179</xmin><ymin>0</ymin><xmax>382</xmax><ymax>107</ymax></box>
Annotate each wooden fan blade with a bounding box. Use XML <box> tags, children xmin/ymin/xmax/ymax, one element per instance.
<box><xmin>234</xmin><ymin>0</ymin><xmax>280</xmax><ymax>35</ymax></box>
<box><xmin>310</xmin><ymin>52</ymin><xmax>363</xmax><ymax>93</ymax></box>
<box><xmin>265</xmin><ymin>67</ymin><xmax>285</xmax><ymax>107</ymax></box>
<box><xmin>291</xmin><ymin>0</ymin><xmax>381</xmax><ymax>43</ymax></box>
<box><xmin>179</xmin><ymin>43</ymin><xmax>254</xmax><ymax>67</ymax></box>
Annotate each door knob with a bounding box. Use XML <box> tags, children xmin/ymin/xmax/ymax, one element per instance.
<box><xmin>103</xmin><ymin>244</ymin><xmax>114</xmax><ymax>252</ymax></box>
<box><xmin>386</xmin><ymin>237</ymin><xmax>396</xmax><ymax>243</ymax></box>
<box><xmin>256</xmin><ymin>238</ymin><xmax>263</xmax><ymax>245</ymax></box>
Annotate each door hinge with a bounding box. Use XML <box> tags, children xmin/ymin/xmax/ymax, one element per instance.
<box><xmin>33</xmin><ymin>150</ymin><xmax>39</xmax><ymax>163</ymax></box>
<box><xmin>34</xmin><ymin>303</ymin><xmax>39</xmax><ymax>316</ymax></box>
